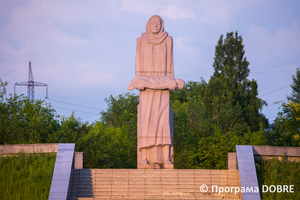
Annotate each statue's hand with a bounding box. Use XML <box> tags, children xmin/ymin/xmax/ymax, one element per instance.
<box><xmin>127</xmin><ymin>84</ymin><xmax>134</xmax><ymax>91</ymax></box>
<box><xmin>175</xmin><ymin>79</ymin><xmax>185</xmax><ymax>89</ymax></box>
<box><xmin>128</xmin><ymin>83</ymin><xmax>144</xmax><ymax>91</ymax></box>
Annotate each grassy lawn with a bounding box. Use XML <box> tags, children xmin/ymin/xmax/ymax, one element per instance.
<box><xmin>0</xmin><ymin>152</ymin><xmax>56</xmax><ymax>200</ymax></box>
<box><xmin>256</xmin><ymin>157</ymin><xmax>300</xmax><ymax>200</ymax></box>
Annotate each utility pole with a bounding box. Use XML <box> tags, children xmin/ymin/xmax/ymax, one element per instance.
<box><xmin>14</xmin><ymin>62</ymin><xmax>48</xmax><ymax>100</ymax></box>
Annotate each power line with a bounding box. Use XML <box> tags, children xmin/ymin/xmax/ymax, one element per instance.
<box><xmin>253</xmin><ymin>58</ymin><xmax>300</xmax><ymax>75</ymax></box>
<box><xmin>34</xmin><ymin>62</ymin><xmax>133</xmax><ymax>74</ymax></box>
<box><xmin>52</xmin><ymin>106</ymin><xmax>100</xmax><ymax>115</ymax></box>
<box><xmin>259</xmin><ymin>85</ymin><xmax>290</xmax><ymax>97</ymax></box>
<box><xmin>252</xmin><ymin>69</ymin><xmax>297</xmax><ymax>74</ymax></box>
<box><xmin>263</xmin><ymin>100</ymin><xmax>285</xmax><ymax>108</ymax></box>
<box><xmin>264</xmin><ymin>102</ymin><xmax>277</xmax><ymax>108</ymax></box>
<box><xmin>49</xmin><ymin>98</ymin><xmax>101</xmax><ymax>110</ymax></box>
<box><xmin>0</xmin><ymin>64</ymin><xmax>27</xmax><ymax>77</ymax></box>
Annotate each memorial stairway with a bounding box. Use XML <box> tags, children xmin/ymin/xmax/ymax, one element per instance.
<box><xmin>67</xmin><ymin>169</ymin><xmax>242</xmax><ymax>200</ymax></box>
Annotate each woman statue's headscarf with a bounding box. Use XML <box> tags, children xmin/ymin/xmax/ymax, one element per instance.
<box><xmin>142</xmin><ymin>15</ymin><xmax>168</xmax><ymax>45</ymax></box>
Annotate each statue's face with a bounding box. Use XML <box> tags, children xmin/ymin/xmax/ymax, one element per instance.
<box><xmin>150</xmin><ymin>17</ymin><xmax>162</xmax><ymax>34</ymax></box>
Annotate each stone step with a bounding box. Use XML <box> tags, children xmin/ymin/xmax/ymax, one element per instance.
<box><xmin>71</xmin><ymin>169</ymin><xmax>238</xmax><ymax>174</ymax></box>
<box><xmin>71</xmin><ymin>172</ymin><xmax>239</xmax><ymax>177</ymax></box>
<box><xmin>74</xmin><ymin>195</ymin><xmax>242</xmax><ymax>200</ymax></box>
<box><xmin>72</xmin><ymin>176</ymin><xmax>239</xmax><ymax>181</ymax></box>
<box><xmin>68</xmin><ymin>193</ymin><xmax>243</xmax><ymax>199</ymax></box>
<box><xmin>72</xmin><ymin>174</ymin><xmax>240</xmax><ymax>178</ymax></box>
<box><xmin>68</xmin><ymin>169</ymin><xmax>242</xmax><ymax>200</ymax></box>
<box><xmin>74</xmin><ymin>196</ymin><xmax>242</xmax><ymax>200</ymax></box>
<box><xmin>70</xmin><ymin>180</ymin><xmax>240</xmax><ymax>187</ymax></box>
<box><xmin>77</xmin><ymin>199</ymin><xmax>241</xmax><ymax>200</ymax></box>
<box><xmin>91</xmin><ymin>192</ymin><xmax>242</xmax><ymax>197</ymax></box>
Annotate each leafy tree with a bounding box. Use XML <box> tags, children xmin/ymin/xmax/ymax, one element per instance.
<box><xmin>48</xmin><ymin>113</ymin><xmax>90</xmax><ymax>144</ymax></box>
<box><xmin>210</xmin><ymin>31</ymin><xmax>267</xmax><ymax>132</ymax></box>
<box><xmin>170</xmin><ymin>32</ymin><xmax>268</xmax><ymax>169</ymax></box>
<box><xmin>0</xmin><ymin>79</ymin><xmax>8</xmax><ymax>102</ymax></box>
<box><xmin>78</xmin><ymin>121</ymin><xmax>137</xmax><ymax>168</ymax></box>
<box><xmin>0</xmin><ymin>94</ymin><xmax>60</xmax><ymax>144</ymax></box>
<box><xmin>171</xmin><ymin>81</ymin><xmax>267</xmax><ymax>169</ymax></box>
<box><xmin>0</xmin><ymin>79</ymin><xmax>59</xmax><ymax>144</ymax></box>
<box><xmin>100</xmin><ymin>93</ymin><xmax>139</xmax><ymax>127</ymax></box>
<box><xmin>77</xmin><ymin>93</ymin><xmax>138</xmax><ymax>168</ymax></box>
<box><xmin>287</xmin><ymin>68</ymin><xmax>300</xmax><ymax>103</ymax></box>
<box><xmin>268</xmin><ymin>68</ymin><xmax>300</xmax><ymax>147</ymax></box>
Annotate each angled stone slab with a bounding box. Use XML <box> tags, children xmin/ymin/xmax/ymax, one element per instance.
<box><xmin>49</xmin><ymin>143</ymin><xmax>75</xmax><ymax>200</ymax></box>
<box><xmin>236</xmin><ymin>145</ymin><xmax>260</xmax><ymax>200</ymax></box>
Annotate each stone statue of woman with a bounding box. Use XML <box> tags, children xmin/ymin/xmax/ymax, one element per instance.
<box><xmin>128</xmin><ymin>15</ymin><xmax>184</xmax><ymax>168</ymax></box>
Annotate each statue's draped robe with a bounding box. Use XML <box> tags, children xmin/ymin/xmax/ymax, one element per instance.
<box><xmin>135</xmin><ymin>34</ymin><xmax>174</xmax><ymax>150</ymax></box>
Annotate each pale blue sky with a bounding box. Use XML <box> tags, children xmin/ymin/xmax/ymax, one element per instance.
<box><xmin>1</xmin><ymin>0</ymin><xmax>300</xmax><ymax>124</ymax></box>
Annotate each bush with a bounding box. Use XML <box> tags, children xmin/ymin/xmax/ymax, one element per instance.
<box><xmin>0</xmin><ymin>152</ymin><xmax>56</xmax><ymax>200</ymax></box>
<box><xmin>255</xmin><ymin>157</ymin><xmax>300</xmax><ymax>199</ymax></box>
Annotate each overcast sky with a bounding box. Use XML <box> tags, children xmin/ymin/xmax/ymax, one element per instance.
<box><xmin>1</xmin><ymin>0</ymin><xmax>300</xmax><ymax>124</ymax></box>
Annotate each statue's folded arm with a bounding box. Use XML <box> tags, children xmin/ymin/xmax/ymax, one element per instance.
<box><xmin>128</xmin><ymin>75</ymin><xmax>184</xmax><ymax>91</ymax></box>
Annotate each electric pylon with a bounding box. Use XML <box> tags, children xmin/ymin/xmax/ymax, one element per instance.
<box><xmin>14</xmin><ymin>62</ymin><xmax>48</xmax><ymax>100</ymax></box>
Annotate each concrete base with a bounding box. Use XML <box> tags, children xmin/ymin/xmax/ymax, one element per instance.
<box><xmin>75</xmin><ymin>152</ymin><xmax>84</xmax><ymax>169</ymax></box>
<box><xmin>163</xmin><ymin>163</ymin><xmax>174</xmax><ymax>169</ymax></box>
<box><xmin>138</xmin><ymin>163</ymin><xmax>174</xmax><ymax>169</ymax></box>
<box><xmin>0</xmin><ymin>143</ymin><xmax>59</xmax><ymax>154</ymax></box>
<box><xmin>138</xmin><ymin>163</ymin><xmax>162</xmax><ymax>169</ymax></box>
<box><xmin>227</xmin><ymin>152</ymin><xmax>237</xmax><ymax>170</ymax></box>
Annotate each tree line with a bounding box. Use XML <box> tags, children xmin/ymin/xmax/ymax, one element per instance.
<box><xmin>0</xmin><ymin>31</ymin><xmax>299</xmax><ymax>169</ymax></box>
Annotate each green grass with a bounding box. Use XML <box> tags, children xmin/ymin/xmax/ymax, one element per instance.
<box><xmin>255</xmin><ymin>157</ymin><xmax>300</xmax><ymax>200</ymax></box>
<box><xmin>0</xmin><ymin>152</ymin><xmax>56</xmax><ymax>200</ymax></box>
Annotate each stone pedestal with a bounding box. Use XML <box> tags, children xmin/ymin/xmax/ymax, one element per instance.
<box><xmin>138</xmin><ymin>163</ymin><xmax>174</xmax><ymax>169</ymax></box>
